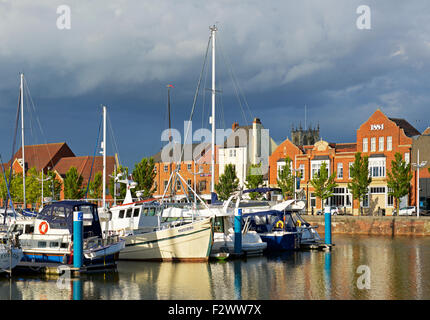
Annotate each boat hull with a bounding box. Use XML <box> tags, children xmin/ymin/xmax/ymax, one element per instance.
<box><xmin>118</xmin><ymin>218</ymin><xmax>213</xmax><ymax>261</ymax></box>
<box><xmin>260</xmin><ymin>231</ymin><xmax>300</xmax><ymax>251</ymax></box>
<box><xmin>0</xmin><ymin>246</ymin><xmax>23</xmax><ymax>272</ymax></box>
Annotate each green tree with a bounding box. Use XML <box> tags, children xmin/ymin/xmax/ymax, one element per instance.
<box><xmin>87</xmin><ymin>171</ymin><xmax>103</xmax><ymax>200</ymax></box>
<box><xmin>276</xmin><ymin>157</ymin><xmax>296</xmax><ymax>200</ymax></box>
<box><xmin>348</xmin><ymin>152</ymin><xmax>372</xmax><ymax>215</ymax></box>
<box><xmin>109</xmin><ymin>165</ymin><xmax>129</xmax><ymax>200</ymax></box>
<box><xmin>26</xmin><ymin>167</ymin><xmax>41</xmax><ymax>206</ymax></box>
<box><xmin>310</xmin><ymin>162</ymin><xmax>338</xmax><ymax>209</ymax></box>
<box><xmin>387</xmin><ymin>152</ymin><xmax>413</xmax><ymax>215</ymax></box>
<box><xmin>245</xmin><ymin>163</ymin><xmax>264</xmax><ymax>200</ymax></box>
<box><xmin>215</xmin><ymin>164</ymin><xmax>239</xmax><ymax>201</ymax></box>
<box><xmin>132</xmin><ymin>157</ymin><xmax>156</xmax><ymax>198</ymax></box>
<box><xmin>42</xmin><ymin>170</ymin><xmax>63</xmax><ymax>201</ymax></box>
<box><xmin>64</xmin><ymin>166</ymin><xmax>84</xmax><ymax>199</ymax></box>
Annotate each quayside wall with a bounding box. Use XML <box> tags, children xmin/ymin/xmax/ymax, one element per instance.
<box><xmin>303</xmin><ymin>216</ymin><xmax>430</xmax><ymax>236</ymax></box>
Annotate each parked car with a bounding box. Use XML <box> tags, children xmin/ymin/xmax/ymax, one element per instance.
<box><xmin>393</xmin><ymin>206</ymin><xmax>416</xmax><ymax>216</ymax></box>
<box><xmin>316</xmin><ymin>206</ymin><xmax>340</xmax><ymax>215</ymax></box>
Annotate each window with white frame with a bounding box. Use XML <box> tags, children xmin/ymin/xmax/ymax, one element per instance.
<box><xmin>370</xmin><ymin>137</ymin><xmax>376</xmax><ymax>152</ymax></box>
<box><xmin>349</xmin><ymin>162</ymin><xmax>353</xmax><ymax>179</ymax></box>
<box><xmin>337</xmin><ymin>163</ymin><xmax>343</xmax><ymax>179</ymax></box>
<box><xmin>310</xmin><ymin>160</ymin><xmax>330</xmax><ymax>179</ymax></box>
<box><xmin>187</xmin><ymin>163</ymin><xmax>192</xmax><ymax>171</ymax></box>
<box><xmin>379</xmin><ymin>137</ymin><xmax>384</xmax><ymax>152</ymax></box>
<box><xmin>277</xmin><ymin>160</ymin><xmax>288</xmax><ymax>177</ymax></box>
<box><xmin>330</xmin><ymin>187</ymin><xmax>352</xmax><ymax>207</ymax></box>
<box><xmin>369</xmin><ymin>157</ymin><xmax>386</xmax><ymax>177</ymax></box>
<box><xmin>404</xmin><ymin>152</ymin><xmax>410</xmax><ymax>164</ymax></box>
<box><xmin>387</xmin><ymin>187</ymin><xmax>394</xmax><ymax>207</ymax></box>
<box><xmin>387</xmin><ymin>136</ymin><xmax>392</xmax><ymax>151</ymax></box>
<box><xmin>363</xmin><ymin>138</ymin><xmax>368</xmax><ymax>152</ymax></box>
<box><xmin>299</xmin><ymin>164</ymin><xmax>305</xmax><ymax>180</ymax></box>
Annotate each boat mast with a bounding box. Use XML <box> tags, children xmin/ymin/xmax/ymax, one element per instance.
<box><xmin>20</xmin><ymin>73</ymin><xmax>26</xmax><ymax>209</ymax></box>
<box><xmin>210</xmin><ymin>25</ymin><xmax>217</xmax><ymax>193</ymax></box>
<box><xmin>102</xmin><ymin>105</ymin><xmax>107</xmax><ymax>209</ymax></box>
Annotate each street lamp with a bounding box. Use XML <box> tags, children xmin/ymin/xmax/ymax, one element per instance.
<box><xmin>412</xmin><ymin>149</ymin><xmax>428</xmax><ymax>218</ymax></box>
<box><xmin>34</xmin><ymin>169</ymin><xmax>52</xmax><ymax>209</ymax></box>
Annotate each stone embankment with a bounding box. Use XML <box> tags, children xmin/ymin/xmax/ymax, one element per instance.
<box><xmin>303</xmin><ymin>215</ymin><xmax>430</xmax><ymax>236</ymax></box>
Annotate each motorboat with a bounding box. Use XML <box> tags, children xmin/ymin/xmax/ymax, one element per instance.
<box><xmin>2</xmin><ymin>200</ymin><xmax>125</xmax><ymax>266</ymax></box>
<box><xmin>100</xmin><ymin>180</ymin><xmax>213</xmax><ymax>262</ymax></box>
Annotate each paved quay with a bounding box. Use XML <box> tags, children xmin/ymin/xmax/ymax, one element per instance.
<box><xmin>304</xmin><ymin>215</ymin><xmax>430</xmax><ymax>236</ymax></box>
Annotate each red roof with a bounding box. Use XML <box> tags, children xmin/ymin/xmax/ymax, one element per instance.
<box><xmin>54</xmin><ymin>156</ymin><xmax>115</xmax><ymax>185</ymax></box>
<box><xmin>9</xmin><ymin>142</ymin><xmax>75</xmax><ymax>172</ymax></box>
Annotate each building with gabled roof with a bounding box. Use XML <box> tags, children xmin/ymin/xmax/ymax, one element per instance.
<box><xmin>53</xmin><ymin>155</ymin><xmax>115</xmax><ymax>201</ymax></box>
<box><xmin>270</xmin><ymin>109</ymin><xmax>423</xmax><ymax>216</ymax></box>
<box><xmin>7</xmin><ymin>142</ymin><xmax>75</xmax><ymax>174</ymax></box>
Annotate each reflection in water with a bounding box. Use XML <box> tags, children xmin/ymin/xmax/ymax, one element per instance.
<box><xmin>1</xmin><ymin>235</ymin><xmax>430</xmax><ymax>300</ymax></box>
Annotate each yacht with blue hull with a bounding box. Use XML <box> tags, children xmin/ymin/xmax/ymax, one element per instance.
<box><xmin>6</xmin><ymin>201</ymin><xmax>125</xmax><ymax>265</ymax></box>
<box><xmin>243</xmin><ymin>210</ymin><xmax>300</xmax><ymax>251</ymax></box>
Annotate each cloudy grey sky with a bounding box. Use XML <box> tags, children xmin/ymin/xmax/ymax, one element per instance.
<box><xmin>0</xmin><ymin>0</ymin><xmax>429</xmax><ymax>169</ymax></box>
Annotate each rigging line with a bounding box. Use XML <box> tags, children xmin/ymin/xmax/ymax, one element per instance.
<box><xmin>107</xmin><ymin>112</ymin><xmax>122</xmax><ymax>168</ymax></box>
<box><xmin>217</xmin><ymin>35</ymin><xmax>254</xmax><ymax>124</ymax></box>
<box><xmin>217</xmin><ymin>81</ymin><xmax>226</xmax><ymax>130</ymax></box>
<box><xmin>217</xmin><ymin>37</ymin><xmax>248</xmax><ymax>126</ymax></box>
<box><xmin>176</xmin><ymin>35</ymin><xmax>211</xmax><ymax>166</ymax></box>
<box><xmin>84</xmin><ymin>114</ymin><xmax>102</xmax><ymax>199</ymax></box>
<box><xmin>201</xmin><ymin>53</ymin><xmax>211</xmax><ymax>130</ymax></box>
<box><xmin>6</xmin><ymin>87</ymin><xmax>21</xmax><ymax>206</ymax></box>
<box><xmin>23</xmin><ymin>86</ymin><xmax>40</xmax><ymax>172</ymax></box>
<box><xmin>23</xmin><ymin>77</ymin><xmax>56</xmax><ymax>171</ymax></box>
<box><xmin>0</xmin><ymin>154</ymin><xmax>16</xmax><ymax>223</ymax></box>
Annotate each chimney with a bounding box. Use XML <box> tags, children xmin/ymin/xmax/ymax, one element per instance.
<box><xmin>232</xmin><ymin>121</ymin><xmax>239</xmax><ymax>131</ymax></box>
<box><xmin>253</xmin><ymin>118</ymin><xmax>261</xmax><ymax>125</ymax></box>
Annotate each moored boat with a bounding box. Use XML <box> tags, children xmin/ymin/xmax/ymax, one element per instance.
<box><xmin>6</xmin><ymin>200</ymin><xmax>124</xmax><ymax>266</ymax></box>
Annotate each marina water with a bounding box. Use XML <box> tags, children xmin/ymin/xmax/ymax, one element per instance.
<box><xmin>1</xmin><ymin>234</ymin><xmax>430</xmax><ymax>300</ymax></box>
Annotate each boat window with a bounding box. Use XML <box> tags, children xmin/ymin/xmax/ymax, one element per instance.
<box><xmin>12</xmin><ymin>224</ymin><xmax>24</xmax><ymax>234</ymax></box>
<box><xmin>61</xmin><ymin>243</ymin><xmax>68</xmax><ymax>249</ymax></box>
<box><xmin>133</xmin><ymin>208</ymin><xmax>140</xmax><ymax>217</ymax></box>
<box><xmin>126</xmin><ymin>208</ymin><xmax>133</xmax><ymax>218</ymax></box>
<box><xmin>52</xmin><ymin>206</ymin><xmax>66</xmax><ymax>218</ymax></box>
<box><xmin>119</xmin><ymin>210</ymin><xmax>125</xmax><ymax>218</ymax></box>
<box><xmin>25</xmin><ymin>224</ymin><xmax>34</xmax><ymax>234</ymax></box>
<box><xmin>51</xmin><ymin>206</ymin><xmax>68</xmax><ymax>228</ymax></box>
<box><xmin>79</xmin><ymin>205</ymin><xmax>94</xmax><ymax>220</ymax></box>
<box><xmin>50</xmin><ymin>242</ymin><xmax>59</xmax><ymax>248</ymax></box>
<box><xmin>214</xmin><ymin>217</ymin><xmax>224</xmax><ymax>233</ymax></box>
<box><xmin>142</xmin><ymin>208</ymin><xmax>149</xmax><ymax>215</ymax></box>
<box><xmin>148</xmin><ymin>208</ymin><xmax>156</xmax><ymax>216</ymax></box>
<box><xmin>38</xmin><ymin>241</ymin><xmax>47</xmax><ymax>248</ymax></box>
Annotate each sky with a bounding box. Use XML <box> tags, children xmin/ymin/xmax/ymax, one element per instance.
<box><xmin>0</xmin><ymin>0</ymin><xmax>429</xmax><ymax>169</ymax></box>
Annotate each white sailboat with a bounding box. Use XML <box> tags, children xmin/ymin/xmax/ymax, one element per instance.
<box><xmin>98</xmin><ymin>106</ymin><xmax>213</xmax><ymax>261</ymax></box>
<box><xmin>158</xmin><ymin>26</ymin><xmax>267</xmax><ymax>257</ymax></box>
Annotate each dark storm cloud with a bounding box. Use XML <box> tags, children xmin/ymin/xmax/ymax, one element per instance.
<box><xmin>0</xmin><ymin>0</ymin><xmax>429</xmax><ymax>167</ymax></box>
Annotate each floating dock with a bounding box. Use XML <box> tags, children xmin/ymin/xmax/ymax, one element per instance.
<box><xmin>300</xmin><ymin>242</ymin><xmax>334</xmax><ymax>251</ymax></box>
<box><xmin>14</xmin><ymin>261</ymin><xmax>117</xmax><ymax>277</ymax></box>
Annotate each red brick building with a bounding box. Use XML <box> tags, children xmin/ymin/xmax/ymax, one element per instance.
<box><xmin>269</xmin><ymin>109</ymin><xmax>422</xmax><ymax>215</ymax></box>
<box><xmin>53</xmin><ymin>155</ymin><xmax>115</xmax><ymax>204</ymax></box>
<box><xmin>152</xmin><ymin>143</ymin><xmax>219</xmax><ymax>201</ymax></box>
<box><xmin>1</xmin><ymin>142</ymin><xmax>115</xmax><ymax>208</ymax></box>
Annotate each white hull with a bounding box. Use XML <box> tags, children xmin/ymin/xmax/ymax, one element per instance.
<box><xmin>84</xmin><ymin>239</ymin><xmax>126</xmax><ymax>260</ymax></box>
<box><xmin>212</xmin><ymin>231</ymin><xmax>267</xmax><ymax>256</ymax></box>
<box><xmin>118</xmin><ymin>218</ymin><xmax>213</xmax><ymax>261</ymax></box>
<box><xmin>0</xmin><ymin>245</ymin><xmax>23</xmax><ymax>272</ymax></box>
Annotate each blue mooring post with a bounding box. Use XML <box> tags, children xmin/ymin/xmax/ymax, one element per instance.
<box><xmin>73</xmin><ymin>278</ymin><xmax>82</xmax><ymax>300</ymax></box>
<box><xmin>73</xmin><ymin>211</ymin><xmax>83</xmax><ymax>269</ymax></box>
<box><xmin>324</xmin><ymin>206</ymin><xmax>332</xmax><ymax>245</ymax></box>
<box><xmin>234</xmin><ymin>208</ymin><xmax>242</xmax><ymax>255</ymax></box>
